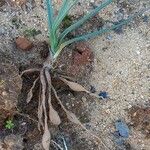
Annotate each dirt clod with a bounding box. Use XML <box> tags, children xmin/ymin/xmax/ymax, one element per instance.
<box><xmin>3</xmin><ymin>134</ymin><xmax>24</xmax><ymax>150</ymax></box>
<box><xmin>39</xmin><ymin>41</ymin><xmax>49</xmax><ymax>59</ymax></box>
<box><xmin>0</xmin><ymin>63</ymin><xmax>22</xmax><ymax>127</ymax></box>
<box><xmin>129</xmin><ymin>106</ymin><xmax>150</xmax><ymax>138</ymax></box>
<box><xmin>73</xmin><ymin>42</ymin><xmax>93</xmax><ymax>65</ymax></box>
<box><xmin>16</xmin><ymin>37</ymin><xmax>33</xmax><ymax>51</ymax></box>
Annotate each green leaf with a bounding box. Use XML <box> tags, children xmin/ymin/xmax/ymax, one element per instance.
<box><xmin>46</xmin><ymin>0</ymin><xmax>54</xmax><ymax>29</ymax></box>
<box><xmin>52</xmin><ymin>0</ymin><xmax>78</xmax><ymax>32</ymax></box>
<box><xmin>46</xmin><ymin>0</ymin><xmax>56</xmax><ymax>54</ymax></box>
<box><xmin>59</xmin><ymin>10</ymin><xmax>147</xmax><ymax>48</ymax></box>
<box><xmin>5</xmin><ymin>120</ymin><xmax>15</xmax><ymax>129</ymax></box>
<box><xmin>59</xmin><ymin>0</ymin><xmax>112</xmax><ymax>44</ymax></box>
<box><xmin>23</xmin><ymin>28</ymin><xmax>42</xmax><ymax>37</ymax></box>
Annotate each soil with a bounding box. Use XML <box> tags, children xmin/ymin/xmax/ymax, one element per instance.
<box><xmin>0</xmin><ymin>0</ymin><xmax>150</xmax><ymax>150</ymax></box>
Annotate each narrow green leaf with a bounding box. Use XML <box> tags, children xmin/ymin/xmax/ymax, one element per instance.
<box><xmin>53</xmin><ymin>0</ymin><xmax>78</xmax><ymax>32</ymax></box>
<box><xmin>54</xmin><ymin>9</ymin><xmax>147</xmax><ymax>59</ymax></box>
<box><xmin>59</xmin><ymin>0</ymin><xmax>112</xmax><ymax>44</ymax></box>
<box><xmin>54</xmin><ymin>0</ymin><xmax>68</xmax><ymax>25</ymax></box>
<box><xmin>46</xmin><ymin>0</ymin><xmax>54</xmax><ymax>29</ymax></box>
<box><xmin>46</xmin><ymin>0</ymin><xmax>56</xmax><ymax>54</ymax></box>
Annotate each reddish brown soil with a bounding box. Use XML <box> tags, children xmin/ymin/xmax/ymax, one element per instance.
<box><xmin>129</xmin><ymin>106</ymin><xmax>150</xmax><ymax>138</ymax></box>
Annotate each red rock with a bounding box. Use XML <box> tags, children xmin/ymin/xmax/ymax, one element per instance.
<box><xmin>16</xmin><ymin>37</ymin><xmax>33</xmax><ymax>51</ymax></box>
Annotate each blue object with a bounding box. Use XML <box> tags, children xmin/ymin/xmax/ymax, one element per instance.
<box><xmin>99</xmin><ymin>91</ymin><xmax>109</xmax><ymax>99</ymax></box>
<box><xmin>115</xmin><ymin>120</ymin><xmax>129</xmax><ymax>138</ymax></box>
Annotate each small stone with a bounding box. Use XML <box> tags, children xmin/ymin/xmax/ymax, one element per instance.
<box><xmin>105</xmin><ymin>109</ymin><xmax>111</xmax><ymax>114</ymax></box>
<box><xmin>16</xmin><ymin>37</ymin><xmax>33</xmax><ymax>51</ymax></box>
<box><xmin>2</xmin><ymin>91</ymin><xmax>7</xmax><ymax>96</ymax></box>
<box><xmin>90</xmin><ymin>85</ymin><xmax>96</xmax><ymax>93</ymax></box>
<box><xmin>0</xmin><ymin>28</ymin><xmax>5</xmax><ymax>35</ymax></box>
<box><xmin>143</xmin><ymin>15</ymin><xmax>148</xmax><ymax>23</ymax></box>
<box><xmin>82</xmin><ymin>97</ymin><xmax>87</xmax><ymax>102</ymax></box>
<box><xmin>106</xmin><ymin>35</ymin><xmax>113</xmax><ymax>40</ymax></box>
<box><xmin>66</xmin><ymin>103</ymin><xmax>69</xmax><ymax>106</ymax></box>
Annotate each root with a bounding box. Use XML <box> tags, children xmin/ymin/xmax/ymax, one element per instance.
<box><xmin>16</xmin><ymin>111</ymin><xmax>38</xmax><ymax>123</ymax></box>
<box><xmin>52</xmin><ymin>86</ymin><xmax>110</xmax><ymax>150</ymax></box>
<box><xmin>26</xmin><ymin>77</ymin><xmax>39</xmax><ymax>103</ymax></box>
<box><xmin>20</xmin><ymin>68</ymin><xmax>40</xmax><ymax>76</ymax></box>
<box><xmin>21</xmin><ymin>56</ymin><xmax>110</xmax><ymax>150</ymax></box>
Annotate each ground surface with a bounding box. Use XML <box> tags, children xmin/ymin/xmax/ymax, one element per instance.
<box><xmin>0</xmin><ymin>0</ymin><xmax>150</xmax><ymax>150</ymax></box>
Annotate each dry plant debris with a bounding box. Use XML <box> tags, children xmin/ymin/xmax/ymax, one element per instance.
<box><xmin>21</xmin><ymin>59</ymin><xmax>109</xmax><ymax>149</ymax></box>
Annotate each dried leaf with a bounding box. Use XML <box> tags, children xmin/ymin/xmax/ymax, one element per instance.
<box><xmin>42</xmin><ymin>124</ymin><xmax>51</xmax><ymax>150</ymax></box>
<box><xmin>51</xmin><ymin>86</ymin><xmax>108</xmax><ymax>149</ymax></box>
<box><xmin>40</xmin><ymin>69</ymin><xmax>51</xmax><ymax>150</ymax></box>
<box><xmin>51</xmin><ymin>85</ymin><xmax>67</xmax><ymax>112</ymax></box>
<box><xmin>60</xmin><ymin>77</ymin><xmax>89</xmax><ymax>93</ymax></box>
<box><xmin>26</xmin><ymin>77</ymin><xmax>39</xmax><ymax>103</ymax></box>
<box><xmin>38</xmin><ymin>103</ymin><xmax>44</xmax><ymax>130</ymax></box>
<box><xmin>49</xmin><ymin>105</ymin><xmax>61</xmax><ymax>125</ymax></box>
<box><xmin>45</xmin><ymin>69</ymin><xmax>61</xmax><ymax>125</ymax></box>
<box><xmin>66</xmin><ymin>111</ymin><xmax>82</xmax><ymax>125</ymax></box>
<box><xmin>38</xmin><ymin>86</ymin><xmax>44</xmax><ymax>130</ymax></box>
<box><xmin>60</xmin><ymin>77</ymin><xmax>99</xmax><ymax>98</ymax></box>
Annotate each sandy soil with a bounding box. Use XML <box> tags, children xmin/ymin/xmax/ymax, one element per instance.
<box><xmin>0</xmin><ymin>0</ymin><xmax>150</xmax><ymax>150</ymax></box>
